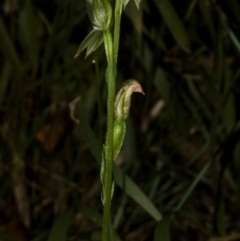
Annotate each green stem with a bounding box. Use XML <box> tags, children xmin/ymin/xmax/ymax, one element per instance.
<box><xmin>102</xmin><ymin>1</ymin><xmax>123</xmax><ymax>240</ymax></box>
<box><xmin>102</xmin><ymin>29</ymin><xmax>116</xmax><ymax>241</ymax></box>
<box><xmin>113</xmin><ymin>0</ymin><xmax>123</xmax><ymax>64</ymax></box>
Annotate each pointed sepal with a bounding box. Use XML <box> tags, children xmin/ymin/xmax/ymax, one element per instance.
<box><xmin>74</xmin><ymin>28</ymin><xmax>103</xmax><ymax>59</ymax></box>
<box><xmin>134</xmin><ymin>0</ymin><xmax>141</xmax><ymax>9</ymax></box>
<box><xmin>123</xmin><ymin>0</ymin><xmax>141</xmax><ymax>9</ymax></box>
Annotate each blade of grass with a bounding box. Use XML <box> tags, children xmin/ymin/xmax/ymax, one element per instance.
<box><xmin>77</xmin><ymin>103</ymin><xmax>163</xmax><ymax>221</ymax></box>
<box><xmin>0</xmin><ymin>17</ymin><xmax>21</xmax><ymax>72</ymax></box>
<box><xmin>113</xmin><ymin>166</ymin><xmax>162</xmax><ymax>221</ymax></box>
<box><xmin>199</xmin><ymin>0</ymin><xmax>216</xmax><ymax>41</ymax></box>
<box><xmin>153</xmin><ymin>216</ymin><xmax>171</xmax><ymax>241</ymax></box>
<box><xmin>113</xmin><ymin>194</ymin><xmax>128</xmax><ymax>229</ymax></box>
<box><xmin>214</xmin><ymin>193</ymin><xmax>226</xmax><ymax>236</ymax></box>
<box><xmin>153</xmin><ymin>67</ymin><xmax>170</xmax><ymax>104</ymax></box>
<box><xmin>0</xmin><ymin>62</ymin><xmax>11</xmax><ymax>104</ymax></box>
<box><xmin>19</xmin><ymin>0</ymin><xmax>39</xmax><ymax>70</ymax></box>
<box><xmin>222</xmin><ymin>67</ymin><xmax>236</xmax><ymax>133</ymax></box>
<box><xmin>180</xmin><ymin>90</ymin><xmax>209</xmax><ymax>138</ymax></box>
<box><xmin>78</xmin><ymin>104</ymin><xmax>102</xmax><ymax>164</ymax></box>
<box><xmin>125</xmin><ymin>0</ymin><xmax>143</xmax><ymax>34</ymax></box>
<box><xmin>186</xmin><ymin>79</ymin><xmax>212</xmax><ymax>120</ymax></box>
<box><xmin>154</xmin><ymin>0</ymin><xmax>190</xmax><ymax>52</ymax></box>
<box><xmin>222</xmin><ymin>19</ymin><xmax>240</xmax><ymax>53</ymax></box>
<box><xmin>174</xmin><ymin>159</ymin><xmax>212</xmax><ymax>212</ymax></box>
<box><xmin>47</xmin><ymin>211</ymin><xmax>72</xmax><ymax>241</ymax></box>
<box><xmin>78</xmin><ymin>204</ymin><xmax>103</xmax><ymax>227</ymax></box>
<box><xmin>185</xmin><ymin>0</ymin><xmax>198</xmax><ymax>20</ymax></box>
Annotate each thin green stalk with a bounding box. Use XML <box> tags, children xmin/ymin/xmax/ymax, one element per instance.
<box><xmin>102</xmin><ymin>29</ymin><xmax>116</xmax><ymax>241</ymax></box>
<box><xmin>113</xmin><ymin>0</ymin><xmax>123</xmax><ymax>64</ymax></box>
<box><xmin>101</xmin><ymin>2</ymin><xmax>123</xmax><ymax>240</ymax></box>
<box><xmin>75</xmin><ymin>0</ymin><xmax>125</xmax><ymax>240</ymax></box>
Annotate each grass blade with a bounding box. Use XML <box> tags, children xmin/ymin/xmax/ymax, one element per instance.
<box><xmin>47</xmin><ymin>211</ymin><xmax>72</xmax><ymax>241</ymax></box>
<box><xmin>222</xmin><ymin>19</ymin><xmax>240</xmax><ymax>53</ymax></box>
<box><xmin>154</xmin><ymin>0</ymin><xmax>190</xmax><ymax>52</ymax></box>
<box><xmin>78</xmin><ymin>204</ymin><xmax>103</xmax><ymax>227</ymax></box>
<box><xmin>113</xmin><ymin>166</ymin><xmax>162</xmax><ymax>221</ymax></box>
<box><xmin>78</xmin><ymin>103</ymin><xmax>162</xmax><ymax>221</ymax></box>
<box><xmin>154</xmin><ymin>216</ymin><xmax>171</xmax><ymax>241</ymax></box>
<box><xmin>19</xmin><ymin>0</ymin><xmax>39</xmax><ymax>70</ymax></box>
<box><xmin>0</xmin><ymin>17</ymin><xmax>21</xmax><ymax>72</ymax></box>
<box><xmin>153</xmin><ymin>67</ymin><xmax>170</xmax><ymax>104</ymax></box>
<box><xmin>174</xmin><ymin>159</ymin><xmax>211</xmax><ymax>212</ymax></box>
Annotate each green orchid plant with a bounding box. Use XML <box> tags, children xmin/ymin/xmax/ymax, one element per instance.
<box><xmin>75</xmin><ymin>0</ymin><xmax>143</xmax><ymax>240</ymax></box>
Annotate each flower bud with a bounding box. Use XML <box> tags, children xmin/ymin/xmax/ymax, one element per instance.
<box><xmin>112</xmin><ymin>80</ymin><xmax>144</xmax><ymax>160</ymax></box>
<box><xmin>114</xmin><ymin>80</ymin><xmax>145</xmax><ymax>122</ymax></box>
<box><xmin>87</xmin><ymin>0</ymin><xmax>112</xmax><ymax>29</ymax></box>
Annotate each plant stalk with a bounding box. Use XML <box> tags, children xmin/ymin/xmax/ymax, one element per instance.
<box><xmin>102</xmin><ymin>1</ymin><xmax>123</xmax><ymax>240</ymax></box>
<box><xmin>113</xmin><ymin>0</ymin><xmax>123</xmax><ymax>64</ymax></box>
<box><xmin>102</xmin><ymin>29</ymin><xmax>116</xmax><ymax>241</ymax></box>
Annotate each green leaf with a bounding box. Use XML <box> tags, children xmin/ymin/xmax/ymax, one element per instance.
<box><xmin>154</xmin><ymin>0</ymin><xmax>190</xmax><ymax>52</ymax></box>
<box><xmin>222</xmin><ymin>19</ymin><xmax>240</xmax><ymax>53</ymax></box>
<box><xmin>125</xmin><ymin>0</ymin><xmax>143</xmax><ymax>33</ymax></box>
<box><xmin>153</xmin><ymin>67</ymin><xmax>170</xmax><ymax>103</ymax></box>
<box><xmin>78</xmin><ymin>204</ymin><xmax>103</xmax><ymax>227</ymax></box>
<box><xmin>123</xmin><ymin>0</ymin><xmax>130</xmax><ymax>8</ymax></box>
<box><xmin>78</xmin><ymin>104</ymin><xmax>102</xmax><ymax>164</ymax></box>
<box><xmin>134</xmin><ymin>0</ymin><xmax>141</xmax><ymax>9</ymax></box>
<box><xmin>113</xmin><ymin>166</ymin><xmax>162</xmax><ymax>221</ymax></box>
<box><xmin>0</xmin><ymin>17</ymin><xmax>21</xmax><ymax>72</ymax></box>
<box><xmin>47</xmin><ymin>211</ymin><xmax>72</xmax><ymax>241</ymax></box>
<box><xmin>154</xmin><ymin>216</ymin><xmax>171</xmax><ymax>241</ymax></box>
<box><xmin>222</xmin><ymin>66</ymin><xmax>236</xmax><ymax>133</ymax></box>
<box><xmin>77</xmin><ymin>103</ymin><xmax>162</xmax><ymax>221</ymax></box>
<box><xmin>214</xmin><ymin>193</ymin><xmax>226</xmax><ymax>236</ymax></box>
<box><xmin>86</xmin><ymin>0</ymin><xmax>95</xmax><ymax>25</ymax></box>
<box><xmin>123</xmin><ymin>0</ymin><xmax>141</xmax><ymax>9</ymax></box>
<box><xmin>74</xmin><ymin>28</ymin><xmax>103</xmax><ymax>59</ymax></box>
<box><xmin>185</xmin><ymin>0</ymin><xmax>198</xmax><ymax>20</ymax></box>
<box><xmin>19</xmin><ymin>0</ymin><xmax>39</xmax><ymax>70</ymax></box>
<box><xmin>174</xmin><ymin>159</ymin><xmax>212</xmax><ymax>212</ymax></box>
<box><xmin>199</xmin><ymin>0</ymin><xmax>216</xmax><ymax>41</ymax></box>
<box><xmin>0</xmin><ymin>62</ymin><xmax>11</xmax><ymax>104</ymax></box>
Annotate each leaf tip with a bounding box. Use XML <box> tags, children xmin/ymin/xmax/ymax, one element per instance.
<box><xmin>134</xmin><ymin>0</ymin><xmax>141</xmax><ymax>9</ymax></box>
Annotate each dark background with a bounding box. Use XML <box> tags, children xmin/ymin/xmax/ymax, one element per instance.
<box><xmin>0</xmin><ymin>0</ymin><xmax>240</xmax><ymax>240</ymax></box>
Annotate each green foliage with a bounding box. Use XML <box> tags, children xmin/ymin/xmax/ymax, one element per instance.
<box><xmin>0</xmin><ymin>0</ymin><xmax>240</xmax><ymax>240</ymax></box>
<box><xmin>47</xmin><ymin>212</ymin><xmax>72</xmax><ymax>241</ymax></box>
<box><xmin>154</xmin><ymin>216</ymin><xmax>171</xmax><ymax>241</ymax></box>
<box><xmin>74</xmin><ymin>29</ymin><xmax>103</xmax><ymax>58</ymax></box>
